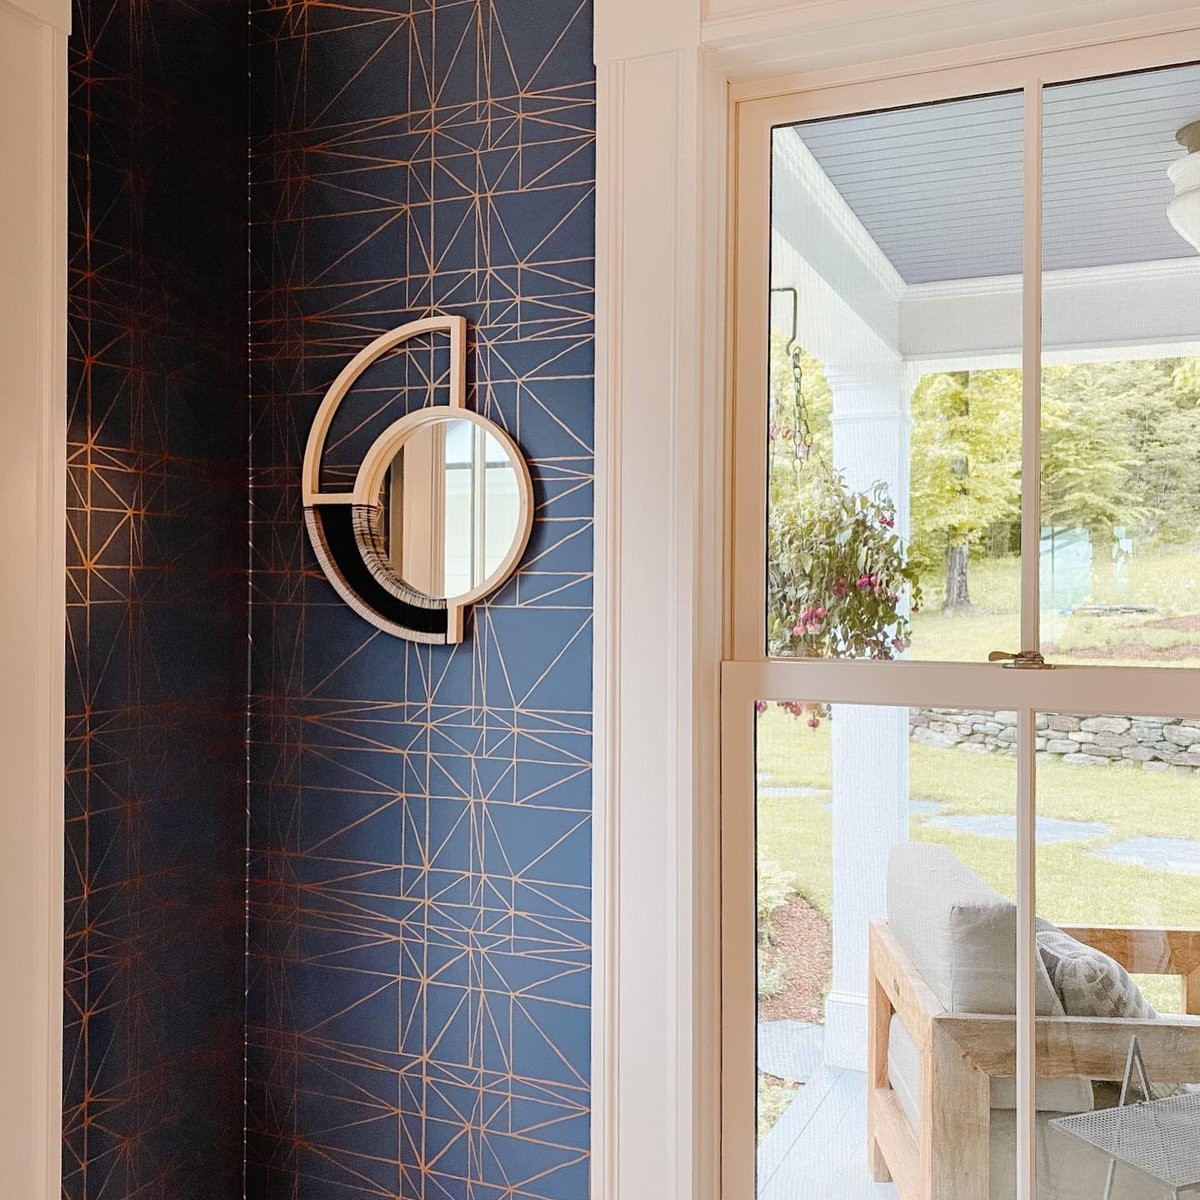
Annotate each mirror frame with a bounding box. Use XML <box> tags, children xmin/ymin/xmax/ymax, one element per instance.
<box><xmin>357</xmin><ymin>407</ymin><xmax>533</xmax><ymax>607</ymax></box>
<box><xmin>301</xmin><ymin>314</ymin><xmax>534</xmax><ymax>644</ymax></box>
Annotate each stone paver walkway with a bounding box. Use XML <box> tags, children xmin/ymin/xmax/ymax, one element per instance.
<box><xmin>1096</xmin><ymin>836</ymin><xmax>1200</xmax><ymax>876</ymax></box>
<box><xmin>758</xmin><ymin>1019</ymin><xmax>823</xmax><ymax>1084</ymax></box>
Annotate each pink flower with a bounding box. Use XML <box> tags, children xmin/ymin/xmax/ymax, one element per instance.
<box><xmin>832</xmin><ymin>578</ymin><xmax>847</xmax><ymax>597</ymax></box>
<box><xmin>793</xmin><ymin>621</ymin><xmax>805</xmax><ymax>637</ymax></box>
<box><xmin>807</xmin><ymin>716</ymin><xmax>821</xmax><ymax>730</ymax></box>
<box><xmin>880</xmin><ymin>513</ymin><xmax>895</xmax><ymax>528</ymax></box>
<box><xmin>754</xmin><ymin>699</ymin><xmax>768</xmax><ymax>715</ymax></box>
<box><xmin>856</xmin><ymin>575</ymin><xmax>871</xmax><ymax>590</ymax></box>
<box><xmin>874</xmin><ymin>584</ymin><xmax>886</xmax><ymax>598</ymax></box>
<box><xmin>768</xmin><ymin>422</ymin><xmax>779</xmax><ymax>441</ymax></box>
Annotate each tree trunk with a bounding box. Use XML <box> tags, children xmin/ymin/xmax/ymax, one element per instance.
<box><xmin>943</xmin><ymin>540</ymin><xmax>973</xmax><ymax>613</ymax></box>
<box><xmin>943</xmin><ymin>370</ymin><xmax>973</xmax><ymax>614</ymax></box>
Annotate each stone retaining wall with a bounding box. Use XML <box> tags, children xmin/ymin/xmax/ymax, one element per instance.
<box><xmin>909</xmin><ymin>709</ymin><xmax>1200</xmax><ymax>772</ymax></box>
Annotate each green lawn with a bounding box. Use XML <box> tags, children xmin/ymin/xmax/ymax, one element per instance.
<box><xmin>910</xmin><ymin>548</ymin><xmax>1200</xmax><ymax>666</ymax></box>
<box><xmin>757</xmin><ymin>705</ymin><xmax>1200</xmax><ymax>1012</ymax></box>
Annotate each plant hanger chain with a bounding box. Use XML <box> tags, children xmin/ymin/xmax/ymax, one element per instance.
<box><xmin>769</xmin><ymin>285</ymin><xmax>818</xmax><ymax>474</ymax></box>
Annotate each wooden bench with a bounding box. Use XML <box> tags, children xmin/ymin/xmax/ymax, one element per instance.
<box><xmin>867</xmin><ymin>920</ymin><xmax>1200</xmax><ymax>1200</ymax></box>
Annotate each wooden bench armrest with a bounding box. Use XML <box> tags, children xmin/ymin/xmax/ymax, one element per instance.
<box><xmin>1060</xmin><ymin>925</ymin><xmax>1200</xmax><ymax>977</ymax></box>
<box><xmin>869</xmin><ymin>920</ymin><xmax>989</xmax><ymax>1200</ymax></box>
<box><xmin>869</xmin><ymin>918</ymin><xmax>945</xmax><ymax>1044</ymax></box>
<box><xmin>939</xmin><ymin>1012</ymin><xmax>1200</xmax><ymax>1083</ymax></box>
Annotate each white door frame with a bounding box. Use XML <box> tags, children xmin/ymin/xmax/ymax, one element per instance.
<box><xmin>0</xmin><ymin>0</ymin><xmax>68</xmax><ymax>1196</ymax></box>
<box><xmin>592</xmin><ymin>4</ymin><xmax>1200</xmax><ymax>1200</ymax></box>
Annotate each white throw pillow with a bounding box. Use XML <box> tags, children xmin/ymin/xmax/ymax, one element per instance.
<box><xmin>1037</xmin><ymin>927</ymin><xmax>1157</xmax><ymax>1020</ymax></box>
<box><xmin>1036</xmin><ymin>924</ymin><xmax>1196</xmax><ymax>1103</ymax></box>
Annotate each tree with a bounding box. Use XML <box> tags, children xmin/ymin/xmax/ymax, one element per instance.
<box><xmin>1041</xmin><ymin>360</ymin><xmax>1200</xmax><ymax>546</ymax></box>
<box><xmin>1040</xmin><ymin>364</ymin><xmax>1141</xmax><ymax>538</ymax></box>
<box><xmin>909</xmin><ymin>370</ymin><xmax>1021</xmax><ymax>612</ymax></box>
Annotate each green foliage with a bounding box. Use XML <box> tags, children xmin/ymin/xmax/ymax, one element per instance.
<box><xmin>768</xmin><ymin>468</ymin><xmax>923</xmax><ymax>658</ymax></box>
<box><xmin>757</xmin><ymin>1075</ymin><xmax>800</xmax><ymax>1143</ymax></box>
<box><xmin>756</xmin><ymin>856</ymin><xmax>795</xmax><ymax>945</ymax></box>
<box><xmin>1173</xmin><ymin>357</ymin><xmax>1200</xmax><ymax>397</ymax></box>
<box><xmin>1042</xmin><ymin>362</ymin><xmax>1149</xmax><ymax>536</ymax></box>
<box><xmin>909</xmin><ymin>359</ymin><xmax>1200</xmax><ymax>603</ymax></box>
<box><xmin>1043</xmin><ymin>359</ymin><xmax>1200</xmax><ymax>543</ymax></box>
<box><xmin>767</xmin><ymin>338</ymin><xmax>923</xmax><ymax>656</ymax></box>
<box><xmin>909</xmin><ymin>369</ymin><xmax>1022</xmax><ymax>581</ymax></box>
<box><xmin>757</xmin><ymin>944</ymin><xmax>792</xmax><ymax>1000</ymax></box>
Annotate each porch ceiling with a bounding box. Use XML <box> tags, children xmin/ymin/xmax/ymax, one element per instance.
<box><xmin>790</xmin><ymin>62</ymin><xmax>1200</xmax><ymax>285</ymax></box>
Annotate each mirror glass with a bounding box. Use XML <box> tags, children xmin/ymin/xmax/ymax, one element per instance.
<box><xmin>380</xmin><ymin>417</ymin><xmax>523</xmax><ymax>600</ymax></box>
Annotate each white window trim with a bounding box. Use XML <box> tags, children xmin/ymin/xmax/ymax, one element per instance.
<box><xmin>0</xmin><ymin>1</ymin><xmax>68</xmax><ymax>1197</ymax></box>
<box><xmin>592</xmin><ymin>5</ymin><xmax>1200</xmax><ymax>1200</ymax></box>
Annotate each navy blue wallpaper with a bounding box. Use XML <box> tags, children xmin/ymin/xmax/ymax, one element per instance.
<box><xmin>63</xmin><ymin>1</ymin><xmax>249</xmax><ymax>1197</ymax></box>
<box><xmin>246</xmin><ymin>3</ymin><xmax>596</xmax><ymax>1198</ymax></box>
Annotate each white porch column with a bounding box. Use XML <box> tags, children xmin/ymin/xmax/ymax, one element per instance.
<box><xmin>824</xmin><ymin>364</ymin><xmax>911</xmax><ymax>1072</ymax></box>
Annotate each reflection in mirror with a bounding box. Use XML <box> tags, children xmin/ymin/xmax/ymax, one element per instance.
<box><xmin>381</xmin><ymin>417</ymin><xmax>522</xmax><ymax>600</ymax></box>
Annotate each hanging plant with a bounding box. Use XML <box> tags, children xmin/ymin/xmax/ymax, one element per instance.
<box><xmin>764</xmin><ymin>318</ymin><xmax>922</xmax><ymax>668</ymax></box>
<box><xmin>768</xmin><ymin>470</ymin><xmax>922</xmax><ymax>660</ymax></box>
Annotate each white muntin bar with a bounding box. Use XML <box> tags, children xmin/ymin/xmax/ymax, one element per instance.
<box><xmin>1017</xmin><ymin>77</ymin><xmax>1044</xmax><ymax>1200</ymax></box>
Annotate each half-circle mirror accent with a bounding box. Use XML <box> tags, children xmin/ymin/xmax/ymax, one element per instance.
<box><xmin>302</xmin><ymin>315</ymin><xmax>533</xmax><ymax>643</ymax></box>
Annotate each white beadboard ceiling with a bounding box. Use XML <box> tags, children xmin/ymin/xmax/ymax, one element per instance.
<box><xmin>786</xmin><ymin>62</ymin><xmax>1200</xmax><ymax>286</ymax></box>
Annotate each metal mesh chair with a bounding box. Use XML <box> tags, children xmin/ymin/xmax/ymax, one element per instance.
<box><xmin>1051</xmin><ymin>1037</ymin><xmax>1200</xmax><ymax>1200</ymax></box>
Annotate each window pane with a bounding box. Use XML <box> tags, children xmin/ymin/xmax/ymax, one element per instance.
<box><xmin>1035</xmin><ymin>710</ymin><xmax>1200</xmax><ymax>1200</ymax></box>
<box><xmin>1041</xmin><ymin>64</ymin><xmax>1200</xmax><ymax>667</ymax></box>
<box><xmin>754</xmin><ymin>700</ymin><xmax>1016</xmax><ymax>1196</ymax></box>
<box><xmin>443</xmin><ymin>460</ymin><xmax>474</xmax><ymax>594</ymax></box>
<box><xmin>767</xmin><ymin>93</ymin><xmax>1023</xmax><ymax>664</ymax></box>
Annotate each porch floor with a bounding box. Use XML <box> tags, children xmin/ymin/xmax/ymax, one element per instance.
<box><xmin>758</xmin><ymin>1065</ymin><xmax>899</xmax><ymax>1200</ymax></box>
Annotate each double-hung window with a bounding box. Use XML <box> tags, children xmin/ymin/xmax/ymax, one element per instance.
<box><xmin>725</xmin><ymin>32</ymin><xmax>1200</xmax><ymax>1200</ymax></box>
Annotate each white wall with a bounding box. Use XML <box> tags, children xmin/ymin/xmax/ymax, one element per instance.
<box><xmin>591</xmin><ymin>4</ymin><xmax>1200</xmax><ymax>1199</ymax></box>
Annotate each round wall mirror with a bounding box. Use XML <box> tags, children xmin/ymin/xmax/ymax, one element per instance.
<box><xmin>378</xmin><ymin>416</ymin><xmax>526</xmax><ymax>603</ymax></box>
<box><xmin>302</xmin><ymin>316</ymin><xmax>534</xmax><ymax>644</ymax></box>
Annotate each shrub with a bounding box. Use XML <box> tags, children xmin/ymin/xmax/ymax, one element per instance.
<box><xmin>757</xmin><ymin>1074</ymin><xmax>800</xmax><ymax>1142</ymax></box>
<box><xmin>756</xmin><ymin>856</ymin><xmax>795</xmax><ymax>945</ymax></box>
<box><xmin>757</xmin><ymin>944</ymin><xmax>792</xmax><ymax>1000</ymax></box>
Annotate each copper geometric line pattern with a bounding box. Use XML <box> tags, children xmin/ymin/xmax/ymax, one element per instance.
<box><xmin>247</xmin><ymin>1</ymin><xmax>594</xmax><ymax>1197</ymax></box>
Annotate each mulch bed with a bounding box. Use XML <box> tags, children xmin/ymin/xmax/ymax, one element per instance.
<box><xmin>1143</xmin><ymin>615</ymin><xmax>1200</xmax><ymax>632</ymax></box>
<box><xmin>758</xmin><ymin>894</ymin><xmax>832</xmax><ymax>1023</ymax></box>
<box><xmin>1056</xmin><ymin>641</ymin><xmax>1200</xmax><ymax>661</ymax></box>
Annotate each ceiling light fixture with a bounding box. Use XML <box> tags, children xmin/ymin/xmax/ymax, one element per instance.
<box><xmin>1168</xmin><ymin>121</ymin><xmax>1200</xmax><ymax>252</ymax></box>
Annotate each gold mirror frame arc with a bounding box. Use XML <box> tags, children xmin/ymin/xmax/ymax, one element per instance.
<box><xmin>301</xmin><ymin>313</ymin><xmax>468</xmax><ymax>506</ymax></box>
